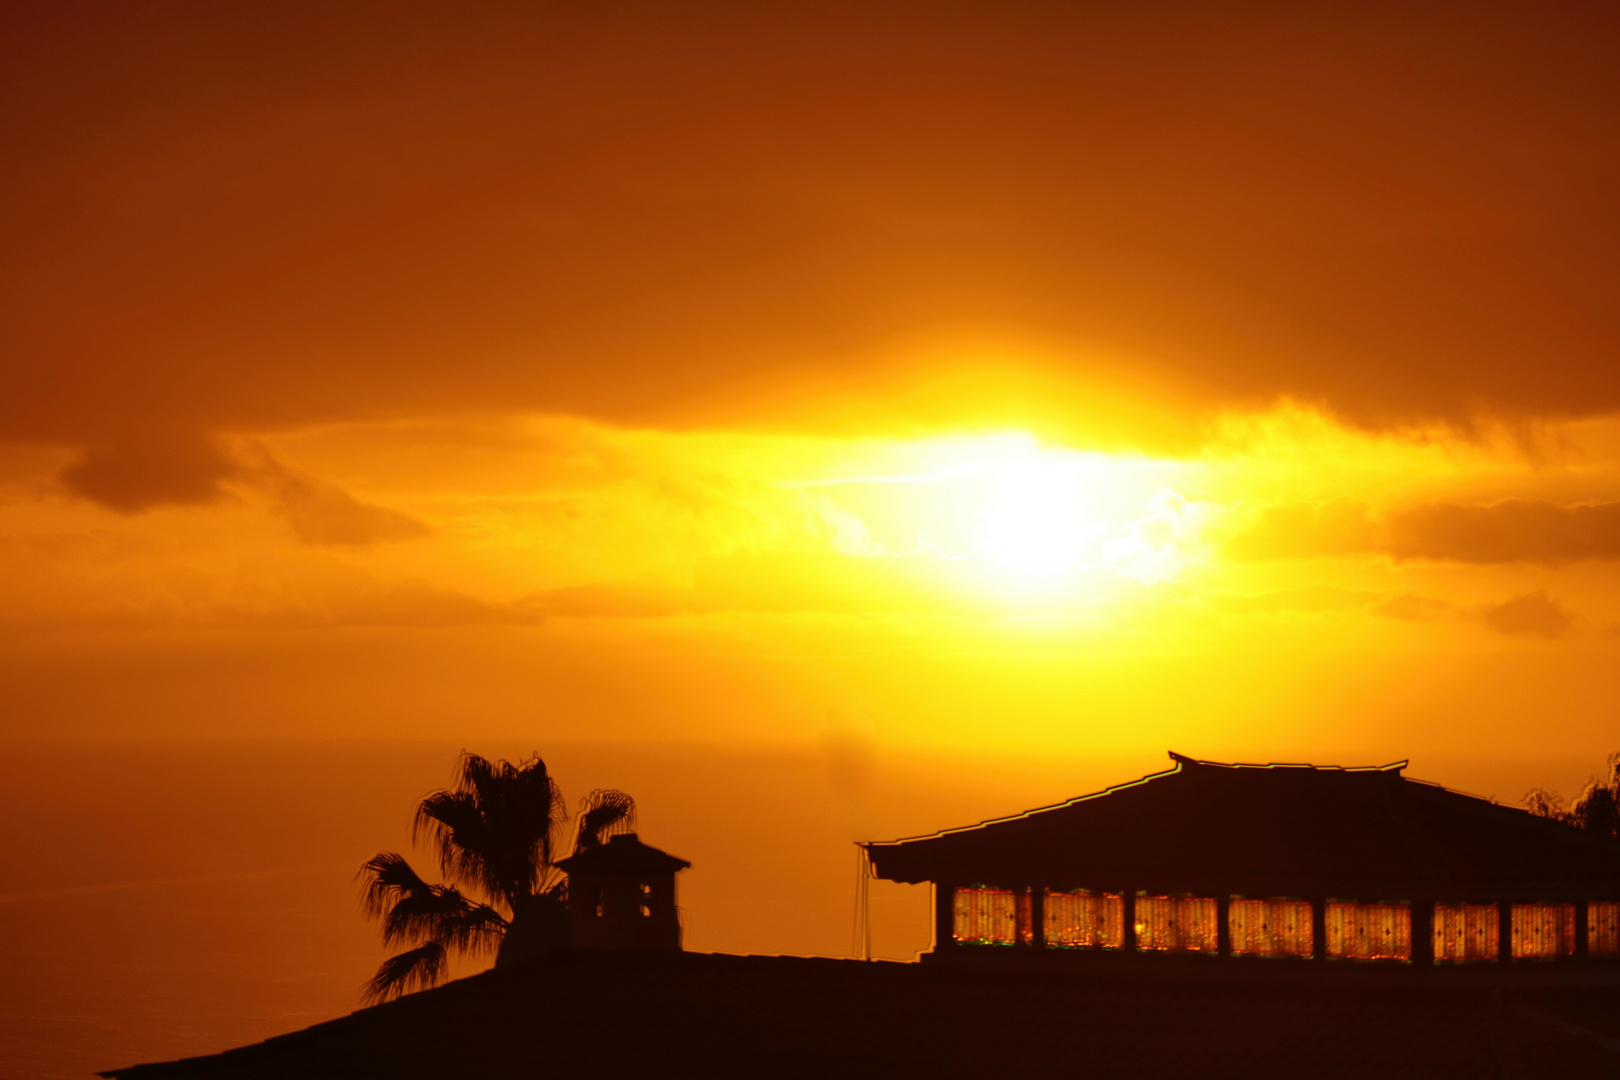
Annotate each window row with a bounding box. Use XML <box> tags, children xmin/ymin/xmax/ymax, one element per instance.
<box><xmin>951</xmin><ymin>888</ymin><xmax>1620</xmax><ymax>962</ymax></box>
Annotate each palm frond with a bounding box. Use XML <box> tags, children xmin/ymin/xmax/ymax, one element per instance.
<box><xmin>573</xmin><ymin>789</ymin><xmax>636</xmax><ymax>853</ymax></box>
<box><xmin>432</xmin><ymin>900</ymin><xmax>509</xmax><ymax>955</ymax></box>
<box><xmin>479</xmin><ymin>751</ymin><xmax>569</xmax><ymax>870</ymax></box>
<box><xmin>362</xmin><ymin>942</ymin><xmax>447</xmax><ymax>1004</ymax></box>
<box><xmin>413</xmin><ymin>790</ymin><xmax>493</xmax><ymax>884</ymax></box>
<box><xmin>357</xmin><ymin>852</ymin><xmax>433</xmax><ymax>920</ymax></box>
<box><xmin>454</xmin><ymin>750</ymin><xmax>499</xmax><ymax>790</ymax></box>
<box><xmin>411</xmin><ymin>750</ymin><xmax>569</xmax><ymax>909</ymax></box>
<box><xmin>380</xmin><ymin>884</ymin><xmax>507</xmax><ymax>953</ymax></box>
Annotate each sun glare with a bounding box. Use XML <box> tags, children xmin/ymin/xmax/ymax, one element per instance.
<box><xmin>975</xmin><ymin>459</ymin><xmax>1106</xmax><ymax>575</ymax></box>
<box><xmin>798</xmin><ymin>432</ymin><xmax>1205</xmax><ymax>587</ymax></box>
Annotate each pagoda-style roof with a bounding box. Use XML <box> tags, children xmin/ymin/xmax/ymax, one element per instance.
<box><xmin>556</xmin><ymin>833</ymin><xmax>690</xmax><ymax>875</ymax></box>
<box><xmin>864</xmin><ymin>753</ymin><xmax>1620</xmax><ymax>901</ymax></box>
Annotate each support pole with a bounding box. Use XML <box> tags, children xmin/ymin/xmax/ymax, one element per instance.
<box><xmin>852</xmin><ymin>846</ymin><xmax>870</xmax><ymax>961</ymax></box>
<box><xmin>1576</xmin><ymin>900</ymin><xmax>1589</xmax><ymax>960</ymax></box>
<box><xmin>862</xmin><ymin>859</ymin><xmax>871</xmax><ymax>961</ymax></box>
<box><xmin>1312</xmin><ymin>898</ymin><xmax>1328</xmax><ymax>961</ymax></box>
<box><xmin>1216</xmin><ymin>895</ymin><xmax>1231</xmax><ymax>958</ymax></box>
<box><xmin>1411</xmin><ymin>901</ymin><xmax>1434</xmax><ymax>966</ymax></box>
<box><xmin>1499</xmin><ymin>901</ymin><xmax>1514</xmax><ymax>963</ymax></box>
<box><xmin>934</xmin><ymin>883</ymin><xmax>955</xmax><ymax>955</ymax></box>
<box><xmin>1121</xmin><ymin>891</ymin><xmax>1137</xmax><ymax>953</ymax></box>
<box><xmin>1030</xmin><ymin>887</ymin><xmax>1046</xmax><ymax>949</ymax></box>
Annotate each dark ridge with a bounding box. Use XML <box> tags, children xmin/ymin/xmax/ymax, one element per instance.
<box><xmin>100</xmin><ymin>949</ymin><xmax>1620</xmax><ymax>1079</ymax></box>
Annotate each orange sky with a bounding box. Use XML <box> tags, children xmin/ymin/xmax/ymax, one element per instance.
<box><xmin>5</xmin><ymin>0</ymin><xmax>1620</xmax><ymax>755</ymax></box>
<box><xmin>4</xmin><ymin>4</ymin><xmax>1620</xmax><ymax>1073</ymax></box>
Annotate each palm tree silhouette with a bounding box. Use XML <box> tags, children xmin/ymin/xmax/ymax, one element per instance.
<box><xmin>357</xmin><ymin>751</ymin><xmax>634</xmax><ymax>1002</ymax></box>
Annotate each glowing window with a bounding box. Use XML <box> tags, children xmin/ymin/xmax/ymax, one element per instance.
<box><xmin>1044</xmin><ymin>890</ymin><xmax>1124</xmax><ymax>949</ymax></box>
<box><xmin>1229</xmin><ymin>898</ymin><xmax>1314</xmax><ymax>958</ymax></box>
<box><xmin>953</xmin><ymin>886</ymin><xmax>1018</xmax><ymax>945</ymax></box>
<box><xmin>1590</xmin><ymin>901</ymin><xmax>1620</xmax><ymax>956</ymax></box>
<box><xmin>1325</xmin><ymin>902</ymin><xmax>1410</xmax><ymax>961</ymax></box>
<box><xmin>1134</xmin><ymin>895</ymin><xmax>1218</xmax><ymax>953</ymax></box>
<box><xmin>1433</xmin><ymin>903</ymin><xmax>1498</xmax><ymax>963</ymax></box>
<box><xmin>1511</xmin><ymin>903</ymin><xmax>1575</xmax><ymax>959</ymax></box>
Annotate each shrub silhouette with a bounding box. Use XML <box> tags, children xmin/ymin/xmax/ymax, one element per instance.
<box><xmin>1524</xmin><ymin>751</ymin><xmax>1620</xmax><ymax>840</ymax></box>
<box><xmin>357</xmin><ymin>750</ymin><xmax>634</xmax><ymax>1002</ymax></box>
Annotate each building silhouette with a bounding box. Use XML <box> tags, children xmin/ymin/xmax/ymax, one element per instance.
<box><xmin>864</xmin><ymin>753</ymin><xmax>1620</xmax><ymax>966</ymax></box>
<box><xmin>555</xmin><ymin>832</ymin><xmax>690</xmax><ymax>951</ymax></box>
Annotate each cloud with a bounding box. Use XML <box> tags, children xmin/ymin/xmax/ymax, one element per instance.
<box><xmin>56</xmin><ymin>436</ymin><xmax>428</xmax><ymax>545</ymax></box>
<box><xmin>57</xmin><ymin>434</ymin><xmax>238</xmax><ymax>513</ymax></box>
<box><xmin>514</xmin><ymin>550</ymin><xmax>1163</xmax><ymax>620</ymax></box>
<box><xmin>1371</xmin><ymin>594</ymin><xmax>1455</xmax><ymax>623</ymax></box>
<box><xmin>1222</xmin><ymin>498</ymin><xmax>1379</xmax><ymax>560</ymax></box>
<box><xmin>242</xmin><ymin>454</ymin><xmax>429</xmax><ymax>547</ymax></box>
<box><xmin>1227</xmin><ymin>498</ymin><xmax>1620</xmax><ymax>565</ymax></box>
<box><xmin>1388</xmin><ymin>500</ymin><xmax>1620</xmax><ymax>564</ymax></box>
<box><xmin>516</xmin><ymin>555</ymin><xmax>948</xmax><ymax>620</ymax></box>
<box><xmin>518</xmin><ymin>583</ymin><xmax>711</xmax><ymax>620</ymax></box>
<box><xmin>528</xmin><ymin>569</ymin><xmax>1505</xmax><ymax>644</ymax></box>
<box><xmin>8</xmin><ymin>4</ymin><xmax>1620</xmax><ymax>452</ymax></box>
<box><xmin>1202</xmin><ymin>585</ymin><xmax>1573</xmax><ymax>639</ymax></box>
<box><xmin>1210</xmin><ymin>586</ymin><xmax>1378</xmax><ymax>616</ymax></box>
<box><xmin>1479</xmin><ymin>591</ymin><xmax>1572</xmax><ymax>639</ymax></box>
<box><xmin>261</xmin><ymin>578</ymin><xmax>529</xmax><ymax>629</ymax></box>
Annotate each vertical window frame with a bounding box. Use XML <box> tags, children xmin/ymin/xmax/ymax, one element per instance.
<box><xmin>1589</xmin><ymin>901</ymin><xmax>1620</xmax><ymax>957</ymax></box>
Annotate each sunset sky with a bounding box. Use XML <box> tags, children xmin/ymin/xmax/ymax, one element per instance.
<box><xmin>4</xmin><ymin>3</ymin><xmax>1620</xmax><ymax>1075</ymax></box>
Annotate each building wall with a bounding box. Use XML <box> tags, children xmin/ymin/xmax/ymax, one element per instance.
<box><xmin>567</xmin><ymin>869</ymin><xmax>682</xmax><ymax>951</ymax></box>
<box><xmin>939</xmin><ymin>886</ymin><xmax>1620</xmax><ymax>965</ymax></box>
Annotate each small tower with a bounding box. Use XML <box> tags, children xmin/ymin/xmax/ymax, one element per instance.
<box><xmin>556</xmin><ymin>833</ymin><xmax>691</xmax><ymax>951</ymax></box>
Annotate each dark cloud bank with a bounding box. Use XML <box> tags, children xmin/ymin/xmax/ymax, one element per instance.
<box><xmin>55</xmin><ymin>433</ymin><xmax>426</xmax><ymax>546</ymax></box>
<box><xmin>7</xmin><ymin>1</ymin><xmax>1620</xmax><ymax>470</ymax></box>
<box><xmin>1231</xmin><ymin>498</ymin><xmax>1620</xmax><ymax>565</ymax></box>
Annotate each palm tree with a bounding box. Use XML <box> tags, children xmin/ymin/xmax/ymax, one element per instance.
<box><xmin>357</xmin><ymin>750</ymin><xmax>635</xmax><ymax>1002</ymax></box>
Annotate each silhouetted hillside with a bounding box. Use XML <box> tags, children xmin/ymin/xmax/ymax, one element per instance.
<box><xmin>101</xmin><ymin>950</ymin><xmax>1620</xmax><ymax>1079</ymax></box>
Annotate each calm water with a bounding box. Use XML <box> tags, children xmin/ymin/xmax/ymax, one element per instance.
<box><xmin>0</xmin><ymin>738</ymin><xmax>954</xmax><ymax>1080</ymax></box>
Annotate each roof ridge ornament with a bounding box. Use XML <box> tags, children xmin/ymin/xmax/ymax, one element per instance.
<box><xmin>1166</xmin><ymin>751</ymin><xmax>1408</xmax><ymax>774</ymax></box>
